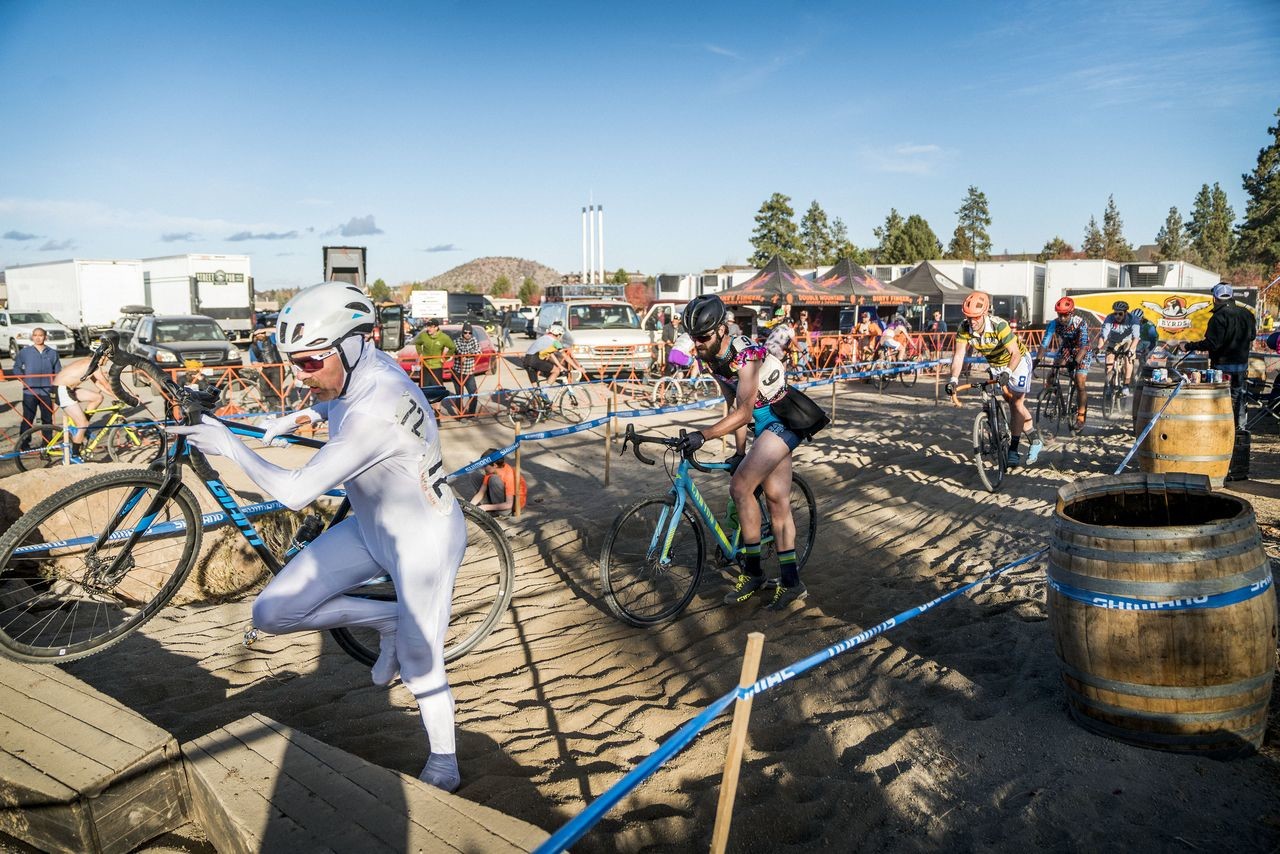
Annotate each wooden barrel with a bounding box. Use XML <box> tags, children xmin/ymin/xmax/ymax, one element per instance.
<box><xmin>1135</xmin><ymin>381</ymin><xmax>1234</xmax><ymax>486</ymax></box>
<box><xmin>1048</xmin><ymin>473</ymin><xmax>1277</xmax><ymax>755</ymax></box>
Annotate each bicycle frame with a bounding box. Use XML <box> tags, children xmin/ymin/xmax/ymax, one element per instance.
<box><xmin>649</xmin><ymin>457</ymin><xmax>762</xmax><ymax>566</ymax></box>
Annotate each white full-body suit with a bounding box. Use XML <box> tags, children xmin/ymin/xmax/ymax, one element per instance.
<box><xmin>175</xmin><ymin>343</ymin><xmax>466</xmax><ymax>775</ymax></box>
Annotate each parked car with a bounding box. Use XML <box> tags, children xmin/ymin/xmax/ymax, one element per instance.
<box><xmin>1</xmin><ymin>309</ymin><xmax>77</xmax><ymax>359</ymax></box>
<box><xmin>114</xmin><ymin>306</ymin><xmax>242</xmax><ymax>368</ymax></box>
<box><xmin>396</xmin><ymin>323</ymin><xmax>498</xmax><ymax>382</ymax></box>
<box><xmin>524</xmin><ymin>311</ymin><xmax>538</xmax><ymax>339</ymax></box>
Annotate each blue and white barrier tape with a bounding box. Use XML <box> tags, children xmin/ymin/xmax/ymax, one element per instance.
<box><xmin>533</xmin><ymin>546</ymin><xmax>1048</xmax><ymax>854</ymax></box>
<box><xmin>1046</xmin><ymin>573</ymin><xmax>1273</xmax><ymax>612</ymax></box>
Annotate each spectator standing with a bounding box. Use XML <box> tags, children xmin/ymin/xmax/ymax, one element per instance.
<box><xmin>12</xmin><ymin>328</ymin><xmax>60</xmax><ymax>448</ymax></box>
<box><xmin>451</xmin><ymin>324</ymin><xmax>482</xmax><ymax>416</ymax></box>
<box><xmin>1174</xmin><ymin>283</ymin><xmax>1257</xmax><ymax>427</ymax></box>
<box><xmin>927</xmin><ymin>310</ymin><xmax>948</xmax><ymax>359</ymax></box>
<box><xmin>659</xmin><ymin>312</ymin><xmax>677</xmax><ymax>375</ymax></box>
<box><xmin>248</xmin><ymin>327</ymin><xmax>289</xmax><ymax>410</ymax></box>
<box><xmin>413</xmin><ymin>318</ymin><xmax>453</xmax><ymax>390</ymax></box>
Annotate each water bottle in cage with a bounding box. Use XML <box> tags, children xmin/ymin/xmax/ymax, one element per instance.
<box><xmin>284</xmin><ymin>515</ymin><xmax>324</xmax><ymax>560</ymax></box>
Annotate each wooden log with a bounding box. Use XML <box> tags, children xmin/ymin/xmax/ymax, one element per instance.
<box><xmin>0</xmin><ymin>658</ymin><xmax>188</xmax><ymax>854</ymax></box>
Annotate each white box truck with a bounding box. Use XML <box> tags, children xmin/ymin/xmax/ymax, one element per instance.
<box><xmin>409</xmin><ymin>289</ymin><xmax>449</xmax><ymax>320</ymax></box>
<box><xmin>141</xmin><ymin>254</ymin><xmax>254</xmax><ymax>341</ymax></box>
<box><xmin>1119</xmin><ymin>261</ymin><xmax>1221</xmax><ymax>290</ymax></box>
<box><xmin>975</xmin><ymin>261</ymin><xmax>1045</xmax><ymax>326</ymax></box>
<box><xmin>323</xmin><ymin>246</ymin><xmax>367</xmax><ymax>289</ymax></box>
<box><xmin>4</xmin><ymin>259</ymin><xmax>146</xmax><ymax>347</ymax></box>
<box><xmin>1043</xmin><ymin>260</ymin><xmax>1121</xmax><ymax>324</ymax></box>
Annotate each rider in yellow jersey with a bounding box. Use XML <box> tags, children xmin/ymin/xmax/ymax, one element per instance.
<box><xmin>945</xmin><ymin>291</ymin><xmax>1042</xmax><ymax>466</ymax></box>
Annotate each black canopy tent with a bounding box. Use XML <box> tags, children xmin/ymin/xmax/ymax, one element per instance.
<box><xmin>888</xmin><ymin>262</ymin><xmax>973</xmax><ymax>304</ymax></box>
<box><xmin>814</xmin><ymin>259</ymin><xmax>921</xmax><ymax>306</ymax></box>
<box><xmin>718</xmin><ymin>256</ymin><xmax>853</xmax><ymax>306</ymax></box>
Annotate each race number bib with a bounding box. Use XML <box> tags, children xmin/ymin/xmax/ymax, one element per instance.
<box><xmin>395</xmin><ymin>392</ymin><xmax>457</xmax><ymax>517</ymax></box>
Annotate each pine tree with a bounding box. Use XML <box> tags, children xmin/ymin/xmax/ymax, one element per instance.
<box><xmin>518</xmin><ymin>277</ymin><xmax>540</xmax><ymax>305</ymax></box>
<box><xmin>749</xmin><ymin>193</ymin><xmax>803</xmax><ymax>266</ymax></box>
<box><xmin>1037</xmin><ymin>236</ymin><xmax>1075</xmax><ymax>261</ymax></box>
<box><xmin>1153</xmin><ymin>207</ymin><xmax>1188</xmax><ymax>261</ymax></box>
<box><xmin>873</xmin><ymin>209</ymin><xmax>906</xmax><ymax>262</ymax></box>
<box><xmin>798</xmin><ymin>201</ymin><xmax>834</xmax><ymax>266</ymax></box>
<box><xmin>1187</xmin><ymin>182</ymin><xmax>1236</xmax><ymax>272</ymax></box>
<box><xmin>830</xmin><ymin>217</ymin><xmax>871</xmax><ymax>265</ymax></box>
<box><xmin>1101</xmin><ymin>195</ymin><xmax>1135</xmax><ymax>261</ymax></box>
<box><xmin>1236</xmin><ymin>106</ymin><xmax>1280</xmax><ymax>272</ymax></box>
<box><xmin>1082</xmin><ymin>216</ymin><xmax>1105</xmax><ymax>258</ymax></box>
<box><xmin>947</xmin><ymin>185</ymin><xmax>992</xmax><ymax>260</ymax></box>
<box><xmin>490</xmin><ymin>275</ymin><xmax>512</xmax><ymax>297</ymax></box>
<box><xmin>368</xmin><ymin>278</ymin><xmax>392</xmax><ymax>301</ymax></box>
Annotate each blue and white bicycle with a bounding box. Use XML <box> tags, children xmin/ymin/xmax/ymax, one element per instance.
<box><xmin>0</xmin><ymin>332</ymin><xmax>514</xmax><ymax>665</ymax></box>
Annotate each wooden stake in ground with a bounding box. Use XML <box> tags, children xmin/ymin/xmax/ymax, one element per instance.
<box><xmin>710</xmin><ymin>631</ymin><xmax>765</xmax><ymax>854</ymax></box>
<box><xmin>605</xmin><ymin>396</ymin><xmax>614</xmax><ymax>487</ymax></box>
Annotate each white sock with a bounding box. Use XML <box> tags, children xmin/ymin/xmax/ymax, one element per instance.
<box><xmin>418</xmin><ymin>753</ymin><xmax>460</xmax><ymax>792</ymax></box>
<box><xmin>371</xmin><ymin>630</ymin><xmax>399</xmax><ymax>686</ymax></box>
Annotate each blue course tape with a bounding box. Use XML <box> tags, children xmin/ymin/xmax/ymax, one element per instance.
<box><xmin>446</xmin><ymin>444</ymin><xmax>520</xmax><ymax>481</ymax></box>
<box><xmin>533</xmin><ymin>546</ymin><xmax>1048</xmax><ymax>853</ymax></box>
<box><xmin>1046</xmin><ymin>572</ymin><xmax>1273</xmax><ymax>611</ymax></box>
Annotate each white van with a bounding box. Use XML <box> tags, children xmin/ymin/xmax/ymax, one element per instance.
<box><xmin>534</xmin><ymin>299</ymin><xmax>651</xmax><ymax>375</ymax></box>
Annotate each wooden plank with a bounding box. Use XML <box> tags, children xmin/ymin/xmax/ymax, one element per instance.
<box><xmin>0</xmin><ymin>659</ymin><xmax>189</xmax><ymax>854</ymax></box>
<box><xmin>0</xmin><ymin>682</ymin><xmax>148</xmax><ymax>778</ymax></box>
<box><xmin>182</xmin><ymin>714</ymin><xmax>547</xmax><ymax>854</ymax></box>
<box><xmin>0</xmin><ymin>660</ymin><xmax>161</xmax><ymax>752</ymax></box>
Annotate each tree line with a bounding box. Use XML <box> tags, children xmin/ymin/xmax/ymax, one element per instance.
<box><xmin>748</xmin><ymin>105</ymin><xmax>1280</xmax><ymax>288</ymax></box>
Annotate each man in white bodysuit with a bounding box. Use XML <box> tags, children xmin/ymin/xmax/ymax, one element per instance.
<box><xmin>170</xmin><ymin>282</ymin><xmax>467</xmax><ymax>791</ymax></box>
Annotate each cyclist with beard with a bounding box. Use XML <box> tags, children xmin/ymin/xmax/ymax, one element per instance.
<box><xmin>675</xmin><ymin>295</ymin><xmax>807</xmax><ymax>611</ymax></box>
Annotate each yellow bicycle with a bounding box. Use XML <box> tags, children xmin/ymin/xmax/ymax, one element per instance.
<box><xmin>11</xmin><ymin>401</ymin><xmax>166</xmax><ymax>471</ymax></box>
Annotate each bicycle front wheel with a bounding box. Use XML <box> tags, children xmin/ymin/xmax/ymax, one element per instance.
<box><xmin>600</xmin><ymin>496</ymin><xmax>705</xmax><ymax>627</ymax></box>
<box><xmin>330</xmin><ymin>501</ymin><xmax>515</xmax><ymax>665</ymax></box>
<box><xmin>107</xmin><ymin>418</ymin><xmax>168</xmax><ymax>465</ymax></box>
<box><xmin>871</xmin><ymin>359</ymin><xmax>892</xmax><ymax>390</ymax></box>
<box><xmin>972</xmin><ymin>410</ymin><xmax>1005</xmax><ymax>492</ymax></box>
<box><xmin>555</xmin><ymin>386</ymin><xmax>591</xmax><ymax>423</ymax></box>
<box><xmin>0</xmin><ymin>469</ymin><xmax>201</xmax><ymax>662</ymax></box>
<box><xmin>12</xmin><ymin>425</ymin><xmax>60</xmax><ymax>472</ymax></box>
<box><xmin>650</xmin><ymin>377</ymin><xmax>683</xmax><ymax>408</ymax></box>
<box><xmin>1036</xmin><ymin>385</ymin><xmax>1061</xmax><ymax>430</ymax></box>
<box><xmin>899</xmin><ymin>355</ymin><xmax>920</xmax><ymax>387</ymax></box>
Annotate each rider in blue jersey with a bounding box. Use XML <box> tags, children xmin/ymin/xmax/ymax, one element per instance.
<box><xmin>1034</xmin><ymin>296</ymin><xmax>1092</xmax><ymax>432</ymax></box>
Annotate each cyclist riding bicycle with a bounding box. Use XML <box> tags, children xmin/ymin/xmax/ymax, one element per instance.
<box><xmin>945</xmin><ymin>290</ymin><xmax>1042</xmax><ymax>465</ymax></box>
<box><xmin>1034</xmin><ymin>296</ymin><xmax>1091</xmax><ymax>432</ymax></box>
<box><xmin>169</xmin><ymin>282</ymin><xmax>468</xmax><ymax>792</ymax></box>
<box><xmin>1096</xmin><ymin>300</ymin><xmax>1140</xmax><ymax>395</ymax></box>
<box><xmin>50</xmin><ymin>356</ymin><xmax>119</xmax><ymax>460</ymax></box>
<box><xmin>1132</xmin><ymin>307</ymin><xmax>1158</xmax><ymax>362</ymax></box>
<box><xmin>523</xmin><ymin>322</ymin><xmax>583</xmax><ymax>386</ymax></box>
<box><xmin>676</xmin><ymin>294</ymin><xmax>809</xmax><ymax>611</ymax></box>
<box><xmin>764</xmin><ymin>308</ymin><xmax>796</xmax><ymax>362</ymax></box>
<box><xmin>877</xmin><ymin>314</ymin><xmax>911</xmax><ymax>356</ymax></box>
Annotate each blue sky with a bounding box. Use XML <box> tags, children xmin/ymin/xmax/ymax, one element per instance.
<box><xmin>1</xmin><ymin>0</ymin><xmax>1278</xmax><ymax>289</ymax></box>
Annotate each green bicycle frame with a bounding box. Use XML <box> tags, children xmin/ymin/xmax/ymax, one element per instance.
<box><xmin>649</xmin><ymin>457</ymin><xmax>772</xmax><ymax>566</ymax></box>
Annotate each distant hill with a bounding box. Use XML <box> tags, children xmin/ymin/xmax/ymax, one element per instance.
<box><xmin>417</xmin><ymin>256</ymin><xmax>562</xmax><ymax>294</ymax></box>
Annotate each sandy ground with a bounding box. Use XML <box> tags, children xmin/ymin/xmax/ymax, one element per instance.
<box><xmin>2</xmin><ymin>372</ymin><xmax>1278</xmax><ymax>853</ymax></box>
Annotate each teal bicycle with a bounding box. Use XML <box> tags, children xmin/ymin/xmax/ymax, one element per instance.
<box><xmin>599</xmin><ymin>424</ymin><xmax>817</xmax><ymax>627</ymax></box>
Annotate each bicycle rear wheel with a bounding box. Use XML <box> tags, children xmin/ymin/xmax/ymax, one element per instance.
<box><xmin>0</xmin><ymin>469</ymin><xmax>201</xmax><ymax>662</ymax></box>
<box><xmin>330</xmin><ymin>501</ymin><xmax>515</xmax><ymax>665</ymax></box>
<box><xmin>107</xmin><ymin>418</ymin><xmax>168</xmax><ymax>465</ymax></box>
<box><xmin>972</xmin><ymin>410</ymin><xmax>1005</xmax><ymax>492</ymax></box>
<box><xmin>600</xmin><ymin>496</ymin><xmax>705</xmax><ymax>627</ymax></box>
<box><xmin>502</xmin><ymin>390</ymin><xmax>544</xmax><ymax>429</ymax></box>
<box><xmin>12</xmin><ymin>425</ymin><xmax>60</xmax><ymax>472</ymax></box>
<box><xmin>757</xmin><ymin>473</ymin><xmax>818</xmax><ymax>570</ymax></box>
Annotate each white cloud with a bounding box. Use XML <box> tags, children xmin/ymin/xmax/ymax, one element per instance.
<box><xmin>703</xmin><ymin>43</ymin><xmax>740</xmax><ymax>59</ymax></box>
<box><xmin>860</xmin><ymin>143</ymin><xmax>949</xmax><ymax>176</ymax></box>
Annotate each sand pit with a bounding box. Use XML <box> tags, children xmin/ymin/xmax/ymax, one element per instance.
<box><xmin>4</xmin><ymin>379</ymin><xmax>1278</xmax><ymax>851</ymax></box>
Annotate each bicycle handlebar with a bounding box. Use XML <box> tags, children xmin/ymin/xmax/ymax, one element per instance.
<box><xmin>619</xmin><ymin>424</ymin><xmax>719</xmax><ymax>473</ymax></box>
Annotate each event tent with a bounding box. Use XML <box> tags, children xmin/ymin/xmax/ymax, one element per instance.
<box><xmin>813</xmin><ymin>259</ymin><xmax>920</xmax><ymax>306</ymax></box>
<box><xmin>888</xmin><ymin>261</ymin><xmax>974</xmax><ymax>304</ymax></box>
<box><xmin>718</xmin><ymin>255</ymin><xmax>852</xmax><ymax>305</ymax></box>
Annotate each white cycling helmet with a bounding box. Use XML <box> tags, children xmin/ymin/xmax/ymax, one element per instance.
<box><xmin>548</xmin><ymin>322</ymin><xmax>566</xmax><ymax>336</ymax></box>
<box><xmin>277</xmin><ymin>282</ymin><xmax>376</xmax><ymax>354</ymax></box>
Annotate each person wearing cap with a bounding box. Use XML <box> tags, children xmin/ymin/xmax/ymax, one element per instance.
<box><xmin>248</xmin><ymin>326</ymin><xmax>289</xmax><ymax>409</ymax></box>
<box><xmin>470</xmin><ymin>448</ymin><xmax>528</xmax><ymax>516</ymax></box>
<box><xmin>523</xmin><ymin>322</ymin><xmax>581</xmax><ymax>385</ymax></box>
<box><xmin>451</xmin><ymin>324</ymin><xmax>482</xmax><ymax>416</ymax></box>
<box><xmin>1172</xmin><ymin>283</ymin><xmax>1257</xmax><ymax>427</ymax></box>
<box><xmin>413</xmin><ymin>318</ymin><xmax>454</xmax><ymax>392</ymax></box>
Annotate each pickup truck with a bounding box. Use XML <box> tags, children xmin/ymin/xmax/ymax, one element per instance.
<box><xmin>1</xmin><ymin>309</ymin><xmax>77</xmax><ymax>359</ymax></box>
